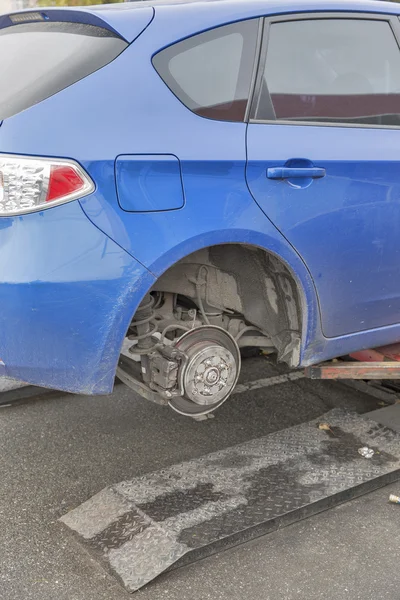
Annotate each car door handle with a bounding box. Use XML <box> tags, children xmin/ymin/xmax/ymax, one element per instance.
<box><xmin>267</xmin><ymin>167</ymin><xmax>326</xmax><ymax>180</ymax></box>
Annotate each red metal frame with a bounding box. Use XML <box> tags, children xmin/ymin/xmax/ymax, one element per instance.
<box><xmin>306</xmin><ymin>343</ymin><xmax>400</xmax><ymax>380</ymax></box>
<box><xmin>305</xmin><ymin>361</ymin><xmax>400</xmax><ymax>379</ymax></box>
<box><xmin>350</xmin><ymin>342</ymin><xmax>400</xmax><ymax>363</ymax></box>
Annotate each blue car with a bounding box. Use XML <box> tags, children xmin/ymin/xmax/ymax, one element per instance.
<box><xmin>2</xmin><ymin>0</ymin><xmax>400</xmax><ymax>416</ymax></box>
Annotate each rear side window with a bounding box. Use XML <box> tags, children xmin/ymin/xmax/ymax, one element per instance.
<box><xmin>153</xmin><ymin>20</ymin><xmax>259</xmax><ymax>122</ymax></box>
<box><xmin>0</xmin><ymin>22</ymin><xmax>128</xmax><ymax>120</ymax></box>
<box><xmin>255</xmin><ymin>18</ymin><xmax>400</xmax><ymax>127</ymax></box>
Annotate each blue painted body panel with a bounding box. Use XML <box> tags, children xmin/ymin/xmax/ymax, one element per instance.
<box><xmin>0</xmin><ymin>202</ymin><xmax>155</xmax><ymax>393</ymax></box>
<box><xmin>1</xmin><ymin>0</ymin><xmax>400</xmax><ymax>393</ymax></box>
<box><xmin>246</xmin><ymin>124</ymin><xmax>400</xmax><ymax>338</ymax></box>
<box><xmin>115</xmin><ymin>155</ymin><xmax>184</xmax><ymax>212</ymax></box>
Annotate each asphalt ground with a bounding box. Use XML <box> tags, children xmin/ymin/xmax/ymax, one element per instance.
<box><xmin>0</xmin><ymin>356</ymin><xmax>399</xmax><ymax>600</ymax></box>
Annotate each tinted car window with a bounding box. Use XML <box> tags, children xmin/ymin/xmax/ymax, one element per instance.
<box><xmin>153</xmin><ymin>20</ymin><xmax>259</xmax><ymax>122</ymax></box>
<box><xmin>0</xmin><ymin>22</ymin><xmax>127</xmax><ymax>120</ymax></box>
<box><xmin>255</xmin><ymin>18</ymin><xmax>400</xmax><ymax>126</ymax></box>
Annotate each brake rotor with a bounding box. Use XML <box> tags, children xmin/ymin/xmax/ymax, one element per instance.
<box><xmin>169</xmin><ymin>326</ymin><xmax>241</xmax><ymax>417</ymax></box>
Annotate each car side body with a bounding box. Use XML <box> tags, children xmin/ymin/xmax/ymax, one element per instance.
<box><xmin>1</xmin><ymin>0</ymin><xmax>400</xmax><ymax>409</ymax></box>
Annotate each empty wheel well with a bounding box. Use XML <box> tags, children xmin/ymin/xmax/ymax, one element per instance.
<box><xmin>151</xmin><ymin>244</ymin><xmax>303</xmax><ymax>367</ymax></box>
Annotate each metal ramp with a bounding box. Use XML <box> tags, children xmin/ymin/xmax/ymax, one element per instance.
<box><xmin>60</xmin><ymin>408</ymin><xmax>400</xmax><ymax>593</ymax></box>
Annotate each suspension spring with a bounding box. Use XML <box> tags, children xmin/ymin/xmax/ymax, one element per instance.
<box><xmin>128</xmin><ymin>294</ymin><xmax>158</xmax><ymax>355</ymax></box>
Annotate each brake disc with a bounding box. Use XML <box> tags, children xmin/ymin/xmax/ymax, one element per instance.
<box><xmin>169</xmin><ymin>325</ymin><xmax>241</xmax><ymax>417</ymax></box>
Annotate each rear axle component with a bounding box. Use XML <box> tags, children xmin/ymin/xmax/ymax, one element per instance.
<box><xmin>170</xmin><ymin>326</ymin><xmax>241</xmax><ymax>417</ymax></box>
<box><xmin>117</xmin><ymin>324</ymin><xmax>241</xmax><ymax>417</ymax></box>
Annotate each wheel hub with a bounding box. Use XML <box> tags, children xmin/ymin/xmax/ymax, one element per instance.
<box><xmin>204</xmin><ymin>366</ymin><xmax>221</xmax><ymax>385</ymax></box>
<box><xmin>184</xmin><ymin>343</ymin><xmax>236</xmax><ymax>405</ymax></box>
<box><xmin>169</xmin><ymin>326</ymin><xmax>241</xmax><ymax>417</ymax></box>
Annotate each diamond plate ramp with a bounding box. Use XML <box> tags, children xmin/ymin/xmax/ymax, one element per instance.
<box><xmin>60</xmin><ymin>409</ymin><xmax>400</xmax><ymax>592</ymax></box>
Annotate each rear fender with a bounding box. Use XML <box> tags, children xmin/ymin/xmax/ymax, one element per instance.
<box><xmin>0</xmin><ymin>201</ymin><xmax>155</xmax><ymax>395</ymax></box>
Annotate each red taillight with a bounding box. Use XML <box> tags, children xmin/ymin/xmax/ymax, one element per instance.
<box><xmin>0</xmin><ymin>155</ymin><xmax>94</xmax><ymax>216</ymax></box>
<box><xmin>47</xmin><ymin>165</ymin><xmax>86</xmax><ymax>203</ymax></box>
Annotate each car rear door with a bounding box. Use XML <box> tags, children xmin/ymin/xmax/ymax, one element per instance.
<box><xmin>246</xmin><ymin>12</ymin><xmax>400</xmax><ymax>338</ymax></box>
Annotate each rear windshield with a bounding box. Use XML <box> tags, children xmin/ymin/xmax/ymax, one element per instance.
<box><xmin>0</xmin><ymin>21</ymin><xmax>128</xmax><ymax>120</ymax></box>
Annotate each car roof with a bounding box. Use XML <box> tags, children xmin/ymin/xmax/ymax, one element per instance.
<box><xmin>93</xmin><ymin>0</ymin><xmax>400</xmax><ymax>13</ymax></box>
<box><xmin>76</xmin><ymin>0</ymin><xmax>400</xmax><ymax>41</ymax></box>
<box><xmin>11</xmin><ymin>0</ymin><xmax>400</xmax><ymax>46</ymax></box>
<box><xmin>90</xmin><ymin>0</ymin><xmax>400</xmax><ymax>14</ymax></box>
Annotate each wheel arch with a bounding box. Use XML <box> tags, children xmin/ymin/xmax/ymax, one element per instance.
<box><xmin>123</xmin><ymin>236</ymin><xmax>322</xmax><ymax>369</ymax></box>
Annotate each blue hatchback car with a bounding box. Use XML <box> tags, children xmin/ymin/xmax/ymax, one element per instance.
<box><xmin>2</xmin><ymin>0</ymin><xmax>400</xmax><ymax>416</ymax></box>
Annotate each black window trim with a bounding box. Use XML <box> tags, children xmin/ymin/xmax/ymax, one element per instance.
<box><xmin>152</xmin><ymin>17</ymin><xmax>264</xmax><ymax>124</ymax></box>
<box><xmin>243</xmin><ymin>17</ymin><xmax>264</xmax><ymax>122</ymax></box>
<box><xmin>248</xmin><ymin>11</ymin><xmax>400</xmax><ymax>130</ymax></box>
